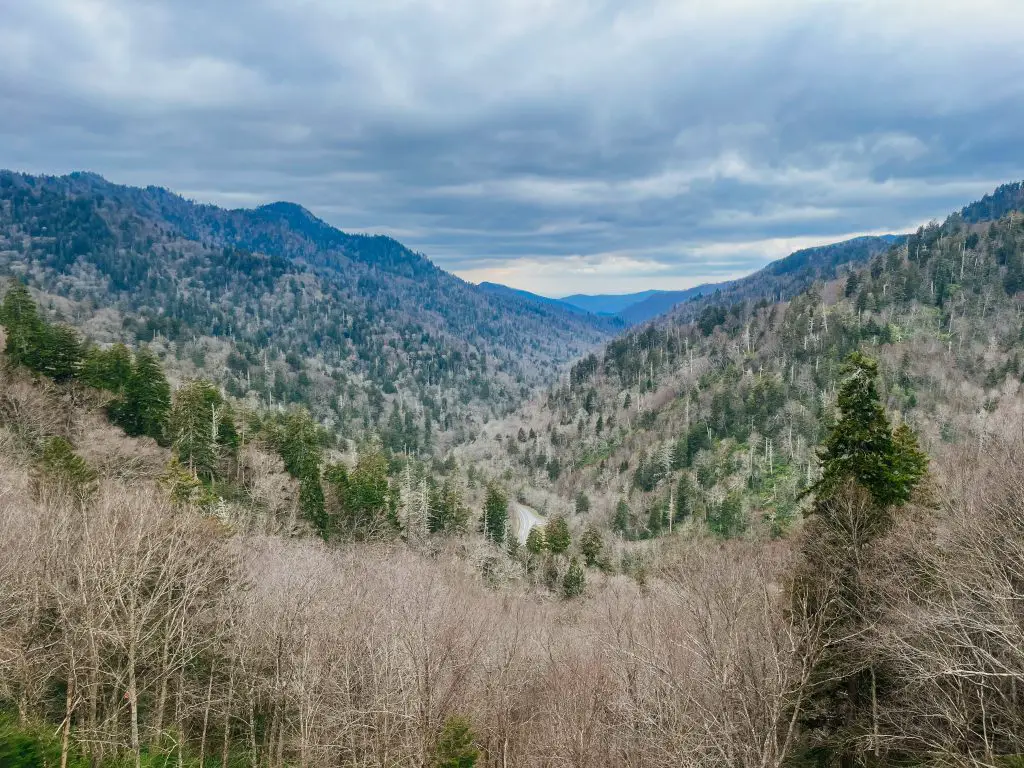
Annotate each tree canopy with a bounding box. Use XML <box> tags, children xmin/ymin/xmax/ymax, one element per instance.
<box><xmin>812</xmin><ymin>351</ymin><xmax>927</xmax><ymax>509</ymax></box>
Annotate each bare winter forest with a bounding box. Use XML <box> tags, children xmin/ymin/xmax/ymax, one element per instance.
<box><xmin>4</xmin><ymin>178</ymin><xmax>1024</xmax><ymax>767</ymax></box>
<box><xmin>3</xmin><ymin>336</ymin><xmax>1024</xmax><ymax>767</ymax></box>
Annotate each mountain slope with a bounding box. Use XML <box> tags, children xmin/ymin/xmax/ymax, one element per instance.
<box><xmin>463</xmin><ymin>184</ymin><xmax>1024</xmax><ymax>538</ymax></box>
<box><xmin>664</xmin><ymin>234</ymin><xmax>903</xmax><ymax>324</ymax></box>
<box><xmin>616</xmin><ymin>284</ymin><xmax>722</xmax><ymax>324</ymax></box>
<box><xmin>556</xmin><ymin>235</ymin><xmax>899</xmax><ymax>327</ymax></box>
<box><xmin>559</xmin><ymin>290</ymin><xmax>662</xmax><ymax>315</ymax></box>
<box><xmin>0</xmin><ymin>170</ymin><xmax>616</xmax><ymax>445</ymax></box>
<box><xmin>477</xmin><ymin>281</ymin><xmax>619</xmax><ymax>324</ymax></box>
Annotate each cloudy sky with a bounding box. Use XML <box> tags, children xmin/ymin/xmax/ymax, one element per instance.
<box><xmin>2</xmin><ymin>0</ymin><xmax>1023</xmax><ymax>295</ymax></box>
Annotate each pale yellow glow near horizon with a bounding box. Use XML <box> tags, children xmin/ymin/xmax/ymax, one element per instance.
<box><xmin>454</xmin><ymin>226</ymin><xmax>915</xmax><ymax>297</ymax></box>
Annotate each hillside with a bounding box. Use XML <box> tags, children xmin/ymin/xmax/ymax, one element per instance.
<box><xmin>462</xmin><ymin>186</ymin><xmax>1023</xmax><ymax>537</ymax></box>
<box><xmin>553</xmin><ymin>235</ymin><xmax>898</xmax><ymax>326</ymax></box>
<box><xmin>3</xmin><ymin>181</ymin><xmax>1024</xmax><ymax>766</ymax></box>
<box><xmin>0</xmin><ymin>171</ymin><xmax>617</xmax><ymax>448</ymax></box>
<box><xmin>3</xmin><ymin>197</ymin><xmax>1024</xmax><ymax>765</ymax></box>
<box><xmin>616</xmin><ymin>284</ymin><xmax>721</xmax><ymax>324</ymax></box>
<box><xmin>476</xmin><ymin>281</ymin><xmax>616</xmax><ymax>323</ymax></box>
<box><xmin>559</xmin><ymin>289</ymin><xmax>663</xmax><ymax>315</ymax></box>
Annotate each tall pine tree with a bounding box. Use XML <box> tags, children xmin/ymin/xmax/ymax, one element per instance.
<box><xmin>794</xmin><ymin>351</ymin><xmax>929</xmax><ymax>767</ymax></box>
<box><xmin>170</xmin><ymin>379</ymin><xmax>222</xmax><ymax>479</ymax></box>
<box><xmin>482</xmin><ymin>484</ymin><xmax>508</xmax><ymax>543</ymax></box>
<box><xmin>812</xmin><ymin>351</ymin><xmax>927</xmax><ymax>508</ymax></box>
<box><xmin>120</xmin><ymin>347</ymin><xmax>171</xmax><ymax>441</ymax></box>
<box><xmin>0</xmin><ymin>280</ymin><xmax>42</xmax><ymax>367</ymax></box>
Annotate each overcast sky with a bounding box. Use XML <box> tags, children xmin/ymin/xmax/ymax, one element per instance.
<box><xmin>2</xmin><ymin>0</ymin><xmax>1023</xmax><ymax>296</ymax></box>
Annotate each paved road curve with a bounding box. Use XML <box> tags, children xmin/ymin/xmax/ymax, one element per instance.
<box><xmin>512</xmin><ymin>502</ymin><xmax>544</xmax><ymax>544</ymax></box>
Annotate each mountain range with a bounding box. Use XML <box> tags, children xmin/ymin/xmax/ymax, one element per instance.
<box><xmin>465</xmin><ymin>182</ymin><xmax>1024</xmax><ymax>541</ymax></box>
<box><xmin>0</xmin><ymin>170</ymin><xmax>618</xmax><ymax>446</ymax></box>
<box><xmin>5</xmin><ymin>169</ymin><xmax>1024</xmax><ymax>768</ymax></box>
<box><xmin>482</xmin><ymin>234</ymin><xmax>903</xmax><ymax>326</ymax></box>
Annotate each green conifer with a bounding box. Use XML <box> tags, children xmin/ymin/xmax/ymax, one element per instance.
<box><xmin>121</xmin><ymin>347</ymin><xmax>171</xmax><ymax>441</ymax></box>
<box><xmin>33</xmin><ymin>436</ymin><xmax>97</xmax><ymax>502</ymax></box>
<box><xmin>525</xmin><ymin>526</ymin><xmax>546</xmax><ymax>556</ymax></box>
<box><xmin>545</xmin><ymin>515</ymin><xmax>571</xmax><ymax>555</ymax></box>
<box><xmin>482</xmin><ymin>484</ymin><xmax>508</xmax><ymax>543</ymax></box>
<box><xmin>169</xmin><ymin>380</ymin><xmax>222</xmax><ymax>478</ymax></box>
<box><xmin>813</xmin><ymin>351</ymin><xmax>927</xmax><ymax>508</ymax></box>
<box><xmin>433</xmin><ymin>716</ymin><xmax>478</xmax><ymax>768</ymax></box>
<box><xmin>579</xmin><ymin>525</ymin><xmax>603</xmax><ymax>567</ymax></box>
<box><xmin>562</xmin><ymin>556</ymin><xmax>585</xmax><ymax>598</ymax></box>
<box><xmin>81</xmin><ymin>343</ymin><xmax>133</xmax><ymax>392</ymax></box>
<box><xmin>0</xmin><ymin>280</ymin><xmax>42</xmax><ymax>367</ymax></box>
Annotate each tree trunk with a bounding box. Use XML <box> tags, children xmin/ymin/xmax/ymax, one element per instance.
<box><xmin>248</xmin><ymin>691</ymin><xmax>258</xmax><ymax>768</ymax></box>
<box><xmin>88</xmin><ymin>625</ymin><xmax>101</xmax><ymax>768</ymax></box>
<box><xmin>153</xmin><ymin>630</ymin><xmax>172</xmax><ymax>748</ymax></box>
<box><xmin>61</xmin><ymin>674</ymin><xmax>75</xmax><ymax>768</ymax></box>
<box><xmin>222</xmin><ymin>664</ymin><xmax>235</xmax><ymax>768</ymax></box>
<box><xmin>129</xmin><ymin>641</ymin><xmax>141</xmax><ymax>768</ymax></box>
<box><xmin>199</xmin><ymin>663</ymin><xmax>216</xmax><ymax>766</ymax></box>
<box><xmin>176</xmin><ymin>660</ymin><xmax>186</xmax><ymax>768</ymax></box>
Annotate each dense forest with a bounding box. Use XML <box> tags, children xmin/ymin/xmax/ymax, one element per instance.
<box><xmin>475</xmin><ymin>186</ymin><xmax>1024</xmax><ymax>545</ymax></box>
<box><xmin>3</xmin><ymin>178</ymin><xmax>1024</xmax><ymax>766</ymax></box>
<box><xmin>0</xmin><ymin>171</ymin><xmax>619</xmax><ymax>449</ymax></box>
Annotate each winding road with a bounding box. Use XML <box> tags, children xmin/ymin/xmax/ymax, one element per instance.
<box><xmin>511</xmin><ymin>502</ymin><xmax>545</xmax><ymax>544</ymax></box>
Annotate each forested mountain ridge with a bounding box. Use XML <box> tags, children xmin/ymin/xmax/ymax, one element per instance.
<box><xmin>467</xmin><ymin>183</ymin><xmax>1024</xmax><ymax>539</ymax></box>
<box><xmin>4</xmin><ymin>182</ymin><xmax>1024</xmax><ymax>767</ymax></box>
<box><xmin>662</xmin><ymin>233</ymin><xmax>904</xmax><ymax>324</ymax></box>
<box><xmin>0</xmin><ymin>170</ymin><xmax>616</xmax><ymax>447</ymax></box>
<box><xmin>477</xmin><ymin>281</ymin><xmax>621</xmax><ymax>324</ymax></box>
<box><xmin>549</xmin><ymin>235</ymin><xmax>900</xmax><ymax>326</ymax></box>
<box><xmin>616</xmin><ymin>284</ymin><xmax>721</xmax><ymax>324</ymax></box>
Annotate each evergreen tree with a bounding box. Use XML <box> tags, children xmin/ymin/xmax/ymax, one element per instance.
<box><xmin>276</xmin><ymin>408</ymin><xmax>323</xmax><ymax>479</ymax></box>
<box><xmin>812</xmin><ymin>352</ymin><xmax>927</xmax><ymax>508</ymax></box>
<box><xmin>332</xmin><ymin>448</ymin><xmax>390</xmax><ymax>537</ymax></box>
<box><xmin>270</xmin><ymin>408</ymin><xmax>331</xmax><ymax>534</ymax></box>
<box><xmin>525</xmin><ymin>526</ymin><xmax>546</xmax><ymax>556</ymax></box>
<box><xmin>159</xmin><ymin>457</ymin><xmax>213</xmax><ymax>506</ymax></box>
<box><xmin>217</xmin><ymin>402</ymin><xmax>241</xmax><ymax>458</ymax></box>
<box><xmin>562</xmin><ymin>556</ymin><xmax>585</xmax><ymax>598</ymax></box>
<box><xmin>793</xmin><ymin>351</ymin><xmax>930</xmax><ymax>766</ymax></box>
<box><xmin>81</xmin><ymin>343</ymin><xmax>133</xmax><ymax>392</ymax></box>
<box><xmin>170</xmin><ymin>379</ymin><xmax>222</xmax><ymax>479</ymax></box>
<box><xmin>433</xmin><ymin>715</ymin><xmax>478</xmax><ymax>768</ymax></box>
<box><xmin>574</xmin><ymin>491</ymin><xmax>590</xmax><ymax>514</ymax></box>
<box><xmin>428</xmin><ymin>478</ymin><xmax>470</xmax><ymax>534</ymax></box>
<box><xmin>579</xmin><ymin>525</ymin><xmax>603</xmax><ymax>567</ymax></box>
<box><xmin>119</xmin><ymin>347</ymin><xmax>171</xmax><ymax>441</ymax></box>
<box><xmin>545</xmin><ymin>515</ymin><xmax>571</xmax><ymax>555</ymax></box>
<box><xmin>0</xmin><ymin>282</ymin><xmax>82</xmax><ymax>380</ymax></box>
<box><xmin>32</xmin><ymin>436</ymin><xmax>97</xmax><ymax>502</ymax></box>
<box><xmin>0</xmin><ymin>280</ymin><xmax>42</xmax><ymax>367</ymax></box>
<box><xmin>612</xmin><ymin>498</ymin><xmax>630</xmax><ymax>534</ymax></box>
<box><xmin>674</xmin><ymin>474</ymin><xmax>693</xmax><ymax>522</ymax></box>
<box><xmin>300</xmin><ymin>473</ymin><xmax>328</xmax><ymax>538</ymax></box>
<box><xmin>646</xmin><ymin>500</ymin><xmax>666</xmax><ymax>534</ymax></box>
<box><xmin>482</xmin><ymin>484</ymin><xmax>508</xmax><ymax>543</ymax></box>
<box><xmin>35</xmin><ymin>324</ymin><xmax>83</xmax><ymax>382</ymax></box>
<box><xmin>889</xmin><ymin>422</ymin><xmax>929</xmax><ymax>502</ymax></box>
<box><xmin>707</xmin><ymin>492</ymin><xmax>745</xmax><ymax>538</ymax></box>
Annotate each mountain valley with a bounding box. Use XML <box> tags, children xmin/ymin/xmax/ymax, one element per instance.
<box><xmin>3</xmin><ymin>175</ymin><xmax>1024</xmax><ymax>767</ymax></box>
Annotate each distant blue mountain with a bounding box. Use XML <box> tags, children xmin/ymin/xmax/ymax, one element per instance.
<box><xmin>616</xmin><ymin>284</ymin><xmax>726</xmax><ymax>324</ymax></box>
<box><xmin>478</xmin><ymin>282</ymin><xmax>624</xmax><ymax>329</ymax></box>
<box><xmin>557</xmin><ymin>286</ymin><xmax>727</xmax><ymax>325</ymax></box>
<box><xmin>487</xmin><ymin>233</ymin><xmax>905</xmax><ymax>328</ymax></box>
<box><xmin>558</xmin><ymin>290</ymin><xmax>662</xmax><ymax>316</ymax></box>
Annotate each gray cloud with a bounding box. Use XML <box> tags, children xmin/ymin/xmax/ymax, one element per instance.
<box><xmin>2</xmin><ymin>0</ymin><xmax>1023</xmax><ymax>295</ymax></box>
